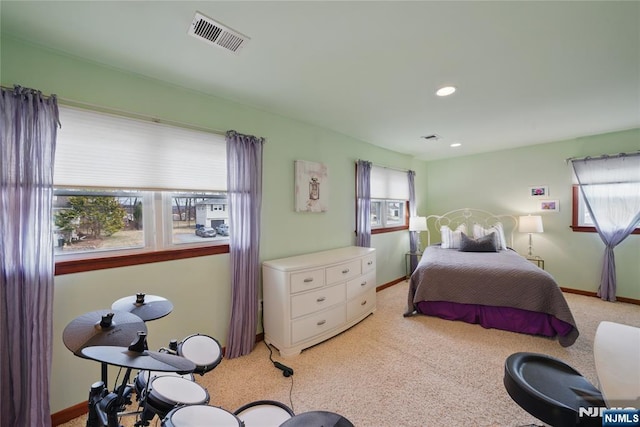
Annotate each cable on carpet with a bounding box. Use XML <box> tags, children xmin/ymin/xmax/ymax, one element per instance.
<box><xmin>264</xmin><ymin>339</ymin><xmax>295</xmax><ymax>414</ymax></box>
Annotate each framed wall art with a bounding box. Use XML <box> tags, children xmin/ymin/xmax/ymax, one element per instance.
<box><xmin>539</xmin><ymin>199</ymin><xmax>559</xmax><ymax>212</ymax></box>
<box><xmin>295</xmin><ymin>160</ymin><xmax>328</xmax><ymax>212</ymax></box>
<box><xmin>529</xmin><ymin>186</ymin><xmax>549</xmax><ymax>197</ymax></box>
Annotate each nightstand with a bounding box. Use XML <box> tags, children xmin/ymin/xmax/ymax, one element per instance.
<box><xmin>405</xmin><ymin>251</ymin><xmax>422</xmax><ymax>279</ymax></box>
<box><xmin>527</xmin><ymin>256</ymin><xmax>545</xmax><ymax>270</ymax></box>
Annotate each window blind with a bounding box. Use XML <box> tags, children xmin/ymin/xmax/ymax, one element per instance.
<box><xmin>370</xmin><ymin>165</ymin><xmax>409</xmax><ymax>200</ymax></box>
<box><xmin>54</xmin><ymin>106</ymin><xmax>227</xmax><ymax>191</ymax></box>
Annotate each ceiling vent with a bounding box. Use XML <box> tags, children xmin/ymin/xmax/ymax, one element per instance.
<box><xmin>187</xmin><ymin>12</ymin><xmax>250</xmax><ymax>54</ymax></box>
<box><xmin>421</xmin><ymin>134</ymin><xmax>441</xmax><ymax>141</ymax></box>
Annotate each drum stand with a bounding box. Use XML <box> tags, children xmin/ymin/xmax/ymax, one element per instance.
<box><xmin>86</xmin><ymin>368</ymin><xmax>135</xmax><ymax>427</ymax></box>
<box><xmin>64</xmin><ymin>297</ymin><xmax>179</xmax><ymax>427</ymax></box>
<box><xmin>81</xmin><ymin>332</ymin><xmax>196</xmax><ymax>427</ymax></box>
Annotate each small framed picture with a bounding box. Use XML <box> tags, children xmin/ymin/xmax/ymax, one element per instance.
<box><xmin>529</xmin><ymin>186</ymin><xmax>549</xmax><ymax>197</ymax></box>
<box><xmin>539</xmin><ymin>199</ymin><xmax>559</xmax><ymax>212</ymax></box>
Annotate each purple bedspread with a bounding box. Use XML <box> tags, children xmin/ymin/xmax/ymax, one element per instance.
<box><xmin>405</xmin><ymin>245</ymin><xmax>579</xmax><ymax>346</ymax></box>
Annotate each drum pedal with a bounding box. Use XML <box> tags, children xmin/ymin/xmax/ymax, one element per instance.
<box><xmin>273</xmin><ymin>361</ymin><xmax>294</xmax><ymax>377</ymax></box>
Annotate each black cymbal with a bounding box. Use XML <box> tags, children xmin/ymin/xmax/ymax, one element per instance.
<box><xmin>63</xmin><ymin>309</ymin><xmax>147</xmax><ymax>356</ymax></box>
<box><xmin>81</xmin><ymin>346</ymin><xmax>196</xmax><ymax>373</ymax></box>
<box><xmin>111</xmin><ymin>293</ymin><xmax>173</xmax><ymax>321</ymax></box>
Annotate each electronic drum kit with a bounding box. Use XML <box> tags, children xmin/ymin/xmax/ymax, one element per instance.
<box><xmin>63</xmin><ymin>293</ymin><xmax>225</xmax><ymax>427</ymax></box>
<box><xmin>63</xmin><ymin>292</ymin><xmax>353</xmax><ymax>427</ymax></box>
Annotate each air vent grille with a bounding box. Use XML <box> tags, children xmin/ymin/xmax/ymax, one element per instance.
<box><xmin>188</xmin><ymin>12</ymin><xmax>249</xmax><ymax>54</ymax></box>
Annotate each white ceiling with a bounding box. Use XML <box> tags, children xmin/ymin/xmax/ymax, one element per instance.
<box><xmin>2</xmin><ymin>1</ymin><xmax>639</xmax><ymax>160</ymax></box>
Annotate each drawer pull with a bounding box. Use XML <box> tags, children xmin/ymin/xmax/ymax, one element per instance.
<box><xmin>303</xmin><ymin>278</ymin><xmax>314</xmax><ymax>283</ymax></box>
<box><xmin>316</xmin><ymin>297</ymin><xmax>326</xmax><ymax>303</ymax></box>
<box><xmin>317</xmin><ymin>320</ymin><xmax>326</xmax><ymax>326</ymax></box>
<box><xmin>360</xmin><ymin>281</ymin><xmax>367</xmax><ymax>287</ymax></box>
<box><xmin>367</xmin><ymin>261</ymin><xmax>373</xmax><ymax>265</ymax></box>
<box><xmin>342</xmin><ymin>268</ymin><xmax>350</xmax><ymax>274</ymax></box>
<box><xmin>361</xmin><ymin>300</ymin><xmax>367</xmax><ymax>306</ymax></box>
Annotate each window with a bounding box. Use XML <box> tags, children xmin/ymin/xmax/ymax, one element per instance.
<box><xmin>572</xmin><ymin>185</ymin><xmax>595</xmax><ymax>229</ymax></box>
<box><xmin>53</xmin><ymin>105</ymin><xmax>229</xmax><ymax>274</ymax></box>
<box><xmin>370</xmin><ymin>200</ymin><xmax>381</xmax><ymax>227</ymax></box>
<box><xmin>171</xmin><ymin>192</ymin><xmax>229</xmax><ymax>243</ymax></box>
<box><xmin>370</xmin><ymin>165</ymin><xmax>409</xmax><ymax>233</ymax></box>
<box><xmin>53</xmin><ymin>188</ymin><xmax>148</xmax><ymax>255</ymax></box>
<box><xmin>371</xmin><ymin>199</ymin><xmax>406</xmax><ymax>229</ymax></box>
<box><xmin>572</xmin><ymin>185</ymin><xmax>640</xmax><ymax>234</ymax></box>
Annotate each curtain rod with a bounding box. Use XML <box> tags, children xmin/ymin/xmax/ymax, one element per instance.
<box><xmin>1</xmin><ymin>84</ymin><xmax>57</xmax><ymax>98</ymax></box>
<box><xmin>357</xmin><ymin>159</ymin><xmax>412</xmax><ymax>173</ymax></box>
<box><xmin>2</xmin><ymin>84</ymin><xmax>226</xmax><ymax>137</ymax></box>
<box><xmin>566</xmin><ymin>150</ymin><xmax>640</xmax><ymax>163</ymax></box>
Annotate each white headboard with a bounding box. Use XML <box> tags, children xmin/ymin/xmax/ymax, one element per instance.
<box><xmin>425</xmin><ymin>208</ymin><xmax>518</xmax><ymax>247</ymax></box>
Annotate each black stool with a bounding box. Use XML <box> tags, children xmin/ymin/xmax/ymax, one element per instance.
<box><xmin>279</xmin><ymin>410</ymin><xmax>354</xmax><ymax>427</ymax></box>
<box><xmin>504</xmin><ymin>352</ymin><xmax>605</xmax><ymax>427</ymax></box>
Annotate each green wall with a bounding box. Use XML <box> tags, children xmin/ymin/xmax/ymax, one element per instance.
<box><xmin>424</xmin><ymin>128</ymin><xmax>640</xmax><ymax>299</ymax></box>
<box><xmin>2</xmin><ymin>36</ymin><xmax>422</xmax><ymax>412</ymax></box>
<box><xmin>2</xmin><ymin>36</ymin><xmax>638</xmax><ymax>414</ymax></box>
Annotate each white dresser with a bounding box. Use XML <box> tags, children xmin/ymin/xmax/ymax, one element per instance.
<box><xmin>263</xmin><ymin>246</ymin><xmax>376</xmax><ymax>357</ymax></box>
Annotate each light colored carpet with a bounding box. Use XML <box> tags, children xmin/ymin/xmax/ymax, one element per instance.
<box><xmin>60</xmin><ymin>281</ymin><xmax>640</xmax><ymax>427</ymax></box>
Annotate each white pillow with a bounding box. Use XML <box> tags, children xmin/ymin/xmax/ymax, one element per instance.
<box><xmin>473</xmin><ymin>222</ymin><xmax>507</xmax><ymax>250</ymax></box>
<box><xmin>440</xmin><ymin>224</ymin><xmax>467</xmax><ymax>249</ymax></box>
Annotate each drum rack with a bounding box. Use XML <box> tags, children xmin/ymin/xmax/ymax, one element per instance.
<box><xmin>64</xmin><ymin>292</ymin><xmax>352</xmax><ymax>427</ymax></box>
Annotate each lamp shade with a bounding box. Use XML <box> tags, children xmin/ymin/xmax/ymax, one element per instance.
<box><xmin>409</xmin><ymin>216</ymin><xmax>428</xmax><ymax>232</ymax></box>
<box><xmin>518</xmin><ymin>215</ymin><xmax>544</xmax><ymax>233</ymax></box>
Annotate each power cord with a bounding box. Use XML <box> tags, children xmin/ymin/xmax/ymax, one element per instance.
<box><xmin>264</xmin><ymin>341</ymin><xmax>295</xmax><ymax>414</ymax></box>
<box><xmin>261</xmin><ymin>300</ymin><xmax>295</xmax><ymax>412</ymax></box>
<box><xmin>264</xmin><ymin>340</ymin><xmax>294</xmax><ymax>376</ymax></box>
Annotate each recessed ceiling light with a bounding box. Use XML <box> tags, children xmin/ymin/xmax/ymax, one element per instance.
<box><xmin>450</xmin><ymin>143</ymin><xmax>462</xmax><ymax>148</ymax></box>
<box><xmin>436</xmin><ymin>86</ymin><xmax>456</xmax><ymax>97</ymax></box>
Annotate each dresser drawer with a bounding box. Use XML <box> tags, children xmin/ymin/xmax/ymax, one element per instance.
<box><xmin>290</xmin><ymin>283</ymin><xmax>345</xmax><ymax>319</ymax></box>
<box><xmin>290</xmin><ymin>268</ymin><xmax>325</xmax><ymax>293</ymax></box>
<box><xmin>326</xmin><ymin>259</ymin><xmax>361</xmax><ymax>285</ymax></box>
<box><xmin>362</xmin><ymin>253</ymin><xmax>376</xmax><ymax>273</ymax></box>
<box><xmin>347</xmin><ymin>287</ymin><xmax>376</xmax><ymax>321</ymax></box>
<box><xmin>291</xmin><ymin>304</ymin><xmax>346</xmax><ymax>344</ymax></box>
<box><xmin>346</xmin><ymin>271</ymin><xmax>376</xmax><ymax>300</ymax></box>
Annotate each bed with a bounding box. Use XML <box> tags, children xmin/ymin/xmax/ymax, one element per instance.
<box><xmin>404</xmin><ymin>208</ymin><xmax>579</xmax><ymax>347</ymax></box>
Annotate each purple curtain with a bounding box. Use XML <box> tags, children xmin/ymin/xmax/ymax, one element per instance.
<box><xmin>355</xmin><ymin>160</ymin><xmax>372</xmax><ymax>247</ymax></box>
<box><xmin>225</xmin><ymin>130</ymin><xmax>265</xmax><ymax>358</ymax></box>
<box><xmin>571</xmin><ymin>153</ymin><xmax>640</xmax><ymax>301</ymax></box>
<box><xmin>1</xmin><ymin>86</ymin><xmax>59</xmax><ymax>426</ymax></box>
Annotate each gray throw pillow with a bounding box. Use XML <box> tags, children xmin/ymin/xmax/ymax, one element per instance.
<box><xmin>459</xmin><ymin>232</ymin><xmax>498</xmax><ymax>252</ymax></box>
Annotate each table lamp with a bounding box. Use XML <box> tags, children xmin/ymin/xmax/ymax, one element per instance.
<box><xmin>409</xmin><ymin>216</ymin><xmax>428</xmax><ymax>253</ymax></box>
<box><xmin>518</xmin><ymin>215</ymin><xmax>543</xmax><ymax>256</ymax></box>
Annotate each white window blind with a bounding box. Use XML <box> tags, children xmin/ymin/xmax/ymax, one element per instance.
<box><xmin>370</xmin><ymin>165</ymin><xmax>409</xmax><ymax>200</ymax></box>
<box><xmin>55</xmin><ymin>106</ymin><xmax>227</xmax><ymax>191</ymax></box>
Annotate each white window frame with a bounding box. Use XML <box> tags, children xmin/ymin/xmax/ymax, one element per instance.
<box><xmin>54</xmin><ymin>189</ymin><xmax>230</xmax><ymax>261</ymax></box>
<box><xmin>371</xmin><ymin>199</ymin><xmax>407</xmax><ymax>229</ymax></box>
<box><xmin>575</xmin><ymin>189</ymin><xmax>594</xmax><ymax>227</ymax></box>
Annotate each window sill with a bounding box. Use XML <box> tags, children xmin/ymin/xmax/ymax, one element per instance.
<box><xmin>55</xmin><ymin>244</ymin><xmax>230</xmax><ymax>275</ymax></box>
<box><xmin>372</xmin><ymin>225</ymin><xmax>409</xmax><ymax>234</ymax></box>
<box><xmin>570</xmin><ymin>225</ymin><xmax>598</xmax><ymax>233</ymax></box>
<box><xmin>570</xmin><ymin>225</ymin><xmax>640</xmax><ymax>234</ymax></box>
